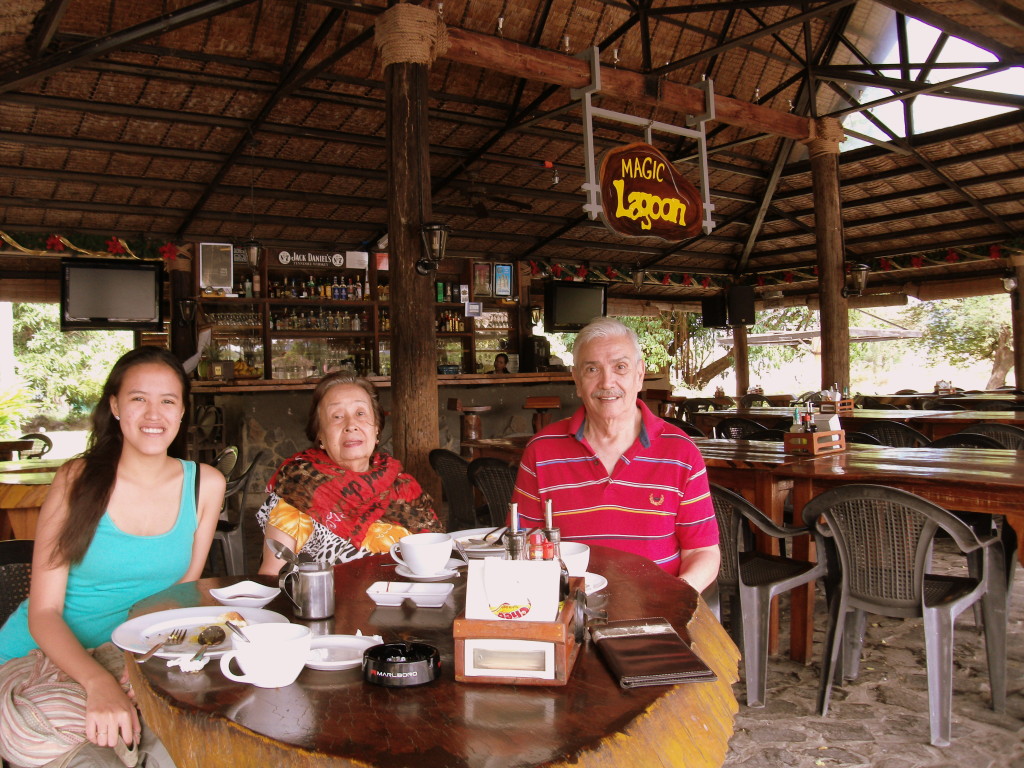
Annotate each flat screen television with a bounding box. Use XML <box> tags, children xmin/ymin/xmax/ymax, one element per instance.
<box><xmin>60</xmin><ymin>258</ymin><xmax>164</xmax><ymax>331</ymax></box>
<box><xmin>543</xmin><ymin>281</ymin><xmax>607</xmax><ymax>333</ymax></box>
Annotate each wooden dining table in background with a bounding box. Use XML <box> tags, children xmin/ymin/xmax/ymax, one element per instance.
<box><xmin>0</xmin><ymin>440</ymin><xmax>34</xmax><ymax>462</ymax></box>
<box><xmin>0</xmin><ymin>458</ymin><xmax>64</xmax><ymax>539</ymax></box>
<box><xmin>773</xmin><ymin>446</ymin><xmax>1024</xmax><ymax>663</ymax></box>
<box><xmin>126</xmin><ymin>547</ymin><xmax>740</xmax><ymax>768</ymax></box>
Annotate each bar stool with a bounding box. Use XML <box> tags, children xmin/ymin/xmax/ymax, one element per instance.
<box><xmin>448</xmin><ymin>398</ymin><xmax>491</xmax><ymax>457</ymax></box>
<box><xmin>523</xmin><ymin>396</ymin><xmax>561</xmax><ymax>433</ymax></box>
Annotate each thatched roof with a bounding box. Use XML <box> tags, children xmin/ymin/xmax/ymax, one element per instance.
<box><xmin>1</xmin><ymin>0</ymin><xmax>1021</xmax><ymax>303</ymax></box>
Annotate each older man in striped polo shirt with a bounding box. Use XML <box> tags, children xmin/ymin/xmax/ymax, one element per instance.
<box><xmin>513</xmin><ymin>318</ymin><xmax>720</xmax><ymax>591</ymax></box>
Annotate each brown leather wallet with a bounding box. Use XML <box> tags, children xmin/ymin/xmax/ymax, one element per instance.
<box><xmin>590</xmin><ymin>617</ymin><xmax>716</xmax><ymax>688</ymax></box>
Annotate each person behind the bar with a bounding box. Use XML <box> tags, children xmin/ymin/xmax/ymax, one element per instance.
<box><xmin>490</xmin><ymin>353</ymin><xmax>510</xmax><ymax>374</ymax></box>
<box><xmin>0</xmin><ymin>347</ymin><xmax>225</xmax><ymax>767</ymax></box>
<box><xmin>257</xmin><ymin>372</ymin><xmax>440</xmax><ymax>575</ymax></box>
<box><xmin>511</xmin><ymin>318</ymin><xmax>720</xmax><ymax>591</ymax></box>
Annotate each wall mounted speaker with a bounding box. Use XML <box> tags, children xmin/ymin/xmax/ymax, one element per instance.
<box><xmin>701</xmin><ymin>295</ymin><xmax>729</xmax><ymax>328</ymax></box>
<box><xmin>727</xmin><ymin>286</ymin><xmax>756</xmax><ymax>326</ymax></box>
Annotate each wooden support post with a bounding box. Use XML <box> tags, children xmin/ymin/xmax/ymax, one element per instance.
<box><xmin>1012</xmin><ymin>260</ymin><xmax>1024</xmax><ymax>391</ymax></box>
<box><xmin>732</xmin><ymin>324</ymin><xmax>749</xmax><ymax>397</ymax></box>
<box><xmin>377</xmin><ymin>4</ymin><xmax>447</xmax><ymax>501</ymax></box>
<box><xmin>805</xmin><ymin>118</ymin><xmax>849</xmax><ymax>391</ymax></box>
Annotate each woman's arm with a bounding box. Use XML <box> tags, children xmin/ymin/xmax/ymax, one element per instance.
<box><xmin>258</xmin><ymin>523</ymin><xmax>298</xmax><ymax>576</ymax></box>
<box><xmin>178</xmin><ymin>462</ymin><xmax>226</xmax><ymax>583</ymax></box>
<box><xmin>27</xmin><ymin>461</ymin><xmax>141</xmax><ymax>749</ymax></box>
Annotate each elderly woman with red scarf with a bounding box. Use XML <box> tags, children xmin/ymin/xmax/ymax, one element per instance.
<box><xmin>257</xmin><ymin>372</ymin><xmax>440</xmax><ymax>574</ymax></box>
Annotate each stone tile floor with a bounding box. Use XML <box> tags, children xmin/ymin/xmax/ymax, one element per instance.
<box><xmin>723</xmin><ymin>541</ymin><xmax>1024</xmax><ymax>768</ymax></box>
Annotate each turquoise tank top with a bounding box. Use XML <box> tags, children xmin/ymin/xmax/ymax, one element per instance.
<box><xmin>0</xmin><ymin>460</ymin><xmax>198</xmax><ymax>662</ymax></box>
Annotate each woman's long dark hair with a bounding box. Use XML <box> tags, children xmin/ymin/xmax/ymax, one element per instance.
<box><xmin>53</xmin><ymin>347</ymin><xmax>191</xmax><ymax>566</ymax></box>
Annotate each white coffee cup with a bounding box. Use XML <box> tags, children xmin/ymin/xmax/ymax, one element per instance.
<box><xmin>560</xmin><ymin>542</ymin><xmax>590</xmax><ymax>577</ymax></box>
<box><xmin>219</xmin><ymin>623</ymin><xmax>311</xmax><ymax>688</ymax></box>
<box><xmin>390</xmin><ymin>532</ymin><xmax>453</xmax><ymax>576</ymax></box>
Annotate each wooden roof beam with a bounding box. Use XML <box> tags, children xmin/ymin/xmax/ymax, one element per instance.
<box><xmin>443</xmin><ymin>29</ymin><xmax>810</xmax><ymax>141</ymax></box>
<box><xmin>28</xmin><ymin>0</ymin><xmax>74</xmax><ymax>57</ymax></box>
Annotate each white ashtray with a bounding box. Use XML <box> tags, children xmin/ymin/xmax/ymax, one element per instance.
<box><xmin>306</xmin><ymin>633</ymin><xmax>384</xmax><ymax>671</ymax></box>
<box><xmin>209</xmin><ymin>581</ymin><xmax>281</xmax><ymax>609</ymax></box>
<box><xmin>366</xmin><ymin>581</ymin><xmax>454</xmax><ymax>608</ymax></box>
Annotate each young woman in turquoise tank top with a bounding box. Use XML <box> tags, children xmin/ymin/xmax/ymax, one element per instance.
<box><xmin>0</xmin><ymin>348</ymin><xmax>225</xmax><ymax>765</ymax></box>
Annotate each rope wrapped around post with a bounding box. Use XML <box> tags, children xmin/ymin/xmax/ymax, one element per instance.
<box><xmin>374</xmin><ymin>3</ymin><xmax>449</xmax><ymax>69</ymax></box>
<box><xmin>802</xmin><ymin>117</ymin><xmax>846</xmax><ymax>159</ymax></box>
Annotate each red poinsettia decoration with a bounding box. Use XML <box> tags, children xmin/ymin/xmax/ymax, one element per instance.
<box><xmin>46</xmin><ymin>235</ymin><xmax>65</xmax><ymax>251</ymax></box>
<box><xmin>575</xmin><ymin>264</ymin><xmax>588</xmax><ymax>279</ymax></box>
<box><xmin>880</xmin><ymin>258</ymin><xmax>893</xmax><ymax>271</ymax></box>
<box><xmin>756</xmin><ymin>275</ymin><xmax>765</xmax><ymax>286</ymax></box>
<box><xmin>988</xmin><ymin>244</ymin><xmax>1002</xmax><ymax>260</ymax></box>
<box><xmin>604</xmin><ymin>266</ymin><xmax>616</xmax><ymax>280</ymax></box>
<box><xmin>551</xmin><ymin>263</ymin><xmax>563</xmax><ymax>278</ymax></box>
<box><xmin>159</xmin><ymin>242</ymin><xmax>178</xmax><ymax>261</ymax></box>
<box><xmin>911</xmin><ymin>255</ymin><xmax>924</xmax><ymax>268</ymax></box>
<box><xmin>106</xmin><ymin>237</ymin><xmax>125</xmax><ymax>255</ymax></box>
<box><xmin>700</xmin><ymin>276</ymin><xmax>712</xmax><ymax>288</ymax></box>
<box><xmin>682</xmin><ymin>274</ymin><xmax>692</xmax><ymax>286</ymax></box>
<box><xmin>945</xmin><ymin>249</ymin><xmax>959</xmax><ymax>263</ymax></box>
<box><xmin>783</xmin><ymin>271</ymin><xmax>794</xmax><ymax>283</ymax></box>
<box><xmin>661</xmin><ymin>273</ymin><xmax>671</xmax><ymax>285</ymax></box>
<box><xmin>528</xmin><ymin>260</ymin><xmax>541</xmax><ymax>275</ymax></box>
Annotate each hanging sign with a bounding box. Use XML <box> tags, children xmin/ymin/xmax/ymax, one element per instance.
<box><xmin>599</xmin><ymin>143</ymin><xmax>704</xmax><ymax>241</ymax></box>
<box><xmin>275</xmin><ymin>249</ymin><xmax>345</xmax><ymax>268</ymax></box>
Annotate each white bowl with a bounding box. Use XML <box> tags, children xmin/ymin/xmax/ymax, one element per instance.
<box><xmin>366</xmin><ymin>581</ymin><xmax>454</xmax><ymax>608</ymax></box>
<box><xmin>209</xmin><ymin>580</ymin><xmax>281</xmax><ymax>609</ymax></box>
<box><xmin>560</xmin><ymin>542</ymin><xmax>590</xmax><ymax>576</ymax></box>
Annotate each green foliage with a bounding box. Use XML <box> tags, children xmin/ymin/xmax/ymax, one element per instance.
<box><xmin>552</xmin><ymin>316</ymin><xmax>674</xmax><ymax>372</ymax></box>
<box><xmin>746</xmin><ymin>307</ymin><xmax>818</xmax><ymax>376</ymax></box>
<box><xmin>0</xmin><ymin>386</ymin><xmax>36</xmax><ymax>438</ymax></box>
<box><xmin>900</xmin><ymin>296</ymin><xmax>1010</xmax><ymax>367</ymax></box>
<box><xmin>12</xmin><ymin>304</ymin><xmax>132</xmax><ymax>426</ymax></box>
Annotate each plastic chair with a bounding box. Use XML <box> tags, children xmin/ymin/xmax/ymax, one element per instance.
<box><xmin>0</xmin><ymin>539</ymin><xmax>34</xmax><ymax>626</ymax></box>
<box><xmin>957</xmin><ymin>422</ymin><xmax>1024</xmax><ymax>449</ymax></box>
<box><xmin>428</xmin><ymin>449</ymin><xmax>479</xmax><ymax>531</ymax></box>
<box><xmin>857</xmin><ymin>421</ymin><xmax>929</xmax><ymax>447</ymax></box>
<box><xmin>212</xmin><ymin>451</ymin><xmax>264</xmax><ymax>576</ymax></box>
<box><xmin>17</xmin><ymin>433</ymin><xmax>52</xmax><ymax>459</ymax></box>
<box><xmin>927</xmin><ymin>433</ymin><xmax>1003</xmax><ymax>449</ymax></box>
<box><xmin>708</xmin><ymin>485</ymin><xmax>829</xmax><ymax>707</ymax></box>
<box><xmin>468</xmin><ymin>457</ymin><xmax>518</xmax><ymax>528</ymax></box>
<box><xmin>845</xmin><ymin>431</ymin><xmax>883</xmax><ymax>445</ymax></box>
<box><xmin>212</xmin><ymin>445</ymin><xmax>239</xmax><ymax>479</ymax></box>
<box><xmin>663</xmin><ymin>417</ymin><xmax>706</xmax><ymax>438</ymax></box>
<box><xmin>801</xmin><ymin>484</ymin><xmax>1006</xmax><ymax>747</ymax></box>
<box><xmin>712</xmin><ymin>417</ymin><xmax>769</xmax><ymax>440</ymax></box>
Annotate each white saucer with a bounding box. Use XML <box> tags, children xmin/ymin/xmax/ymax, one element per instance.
<box><xmin>584</xmin><ymin>572</ymin><xmax>608</xmax><ymax>595</ymax></box>
<box><xmin>395</xmin><ymin>564</ymin><xmax>460</xmax><ymax>582</ymax></box>
<box><xmin>305</xmin><ymin>633</ymin><xmax>383</xmax><ymax>671</ymax></box>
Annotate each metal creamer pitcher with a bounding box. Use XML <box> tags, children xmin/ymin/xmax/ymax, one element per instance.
<box><xmin>279</xmin><ymin>560</ymin><xmax>335</xmax><ymax>620</ymax></box>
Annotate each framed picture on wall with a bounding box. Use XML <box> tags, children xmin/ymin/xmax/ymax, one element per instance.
<box><xmin>473</xmin><ymin>262</ymin><xmax>492</xmax><ymax>297</ymax></box>
<box><xmin>199</xmin><ymin>242</ymin><xmax>234</xmax><ymax>292</ymax></box>
<box><xmin>493</xmin><ymin>263</ymin><xmax>514</xmax><ymax>297</ymax></box>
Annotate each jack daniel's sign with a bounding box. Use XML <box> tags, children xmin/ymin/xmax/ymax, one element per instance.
<box><xmin>275</xmin><ymin>250</ymin><xmax>345</xmax><ymax>268</ymax></box>
<box><xmin>599</xmin><ymin>143</ymin><xmax>704</xmax><ymax>241</ymax></box>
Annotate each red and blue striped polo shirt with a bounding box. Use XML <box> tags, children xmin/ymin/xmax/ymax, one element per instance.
<box><xmin>512</xmin><ymin>400</ymin><xmax>718</xmax><ymax>575</ymax></box>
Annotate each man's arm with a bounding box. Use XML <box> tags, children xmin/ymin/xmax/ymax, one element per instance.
<box><xmin>677</xmin><ymin>544</ymin><xmax>721</xmax><ymax>592</ymax></box>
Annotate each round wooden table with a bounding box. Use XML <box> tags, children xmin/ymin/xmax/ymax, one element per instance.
<box><xmin>127</xmin><ymin>547</ymin><xmax>739</xmax><ymax>768</ymax></box>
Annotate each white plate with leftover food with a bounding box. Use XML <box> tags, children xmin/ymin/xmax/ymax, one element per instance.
<box><xmin>112</xmin><ymin>607</ymin><xmax>289</xmax><ymax>660</ymax></box>
<box><xmin>305</xmin><ymin>633</ymin><xmax>384</xmax><ymax>671</ymax></box>
<box><xmin>366</xmin><ymin>581</ymin><xmax>454</xmax><ymax>608</ymax></box>
<box><xmin>209</xmin><ymin>581</ymin><xmax>281</xmax><ymax>609</ymax></box>
<box><xmin>448</xmin><ymin>527</ymin><xmax>507</xmax><ymax>558</ymax></box>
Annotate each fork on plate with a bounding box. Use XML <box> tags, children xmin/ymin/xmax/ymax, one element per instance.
<box><xmin>137</xmin><ymin>627</ymin><xmax>187</xmax><ymax>662</ymax></box>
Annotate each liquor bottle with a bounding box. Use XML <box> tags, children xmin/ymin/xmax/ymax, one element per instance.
<box><xmin>364</xmin><ymin>271</ymin><xmax>370</xmax><ymax>300</ymax></box>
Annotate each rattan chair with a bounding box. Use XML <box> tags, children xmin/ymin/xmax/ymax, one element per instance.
<box><xmin>211</xmin><ymin>451</ymin><xmax>264</xmax><ymax>576</ymax></box>
<box><xmin>0</xmin><ymin>539</ymin><xmax>34</xmax><ymax>627</ymax></box>
<box><xmin>739</xmin><ymin>394</ymin><xmax>771</xmax><ymax>408</ymax></box>
<box><xmin>428</xmin><ymin>449</ymin><xmax>479</xmax><ymax>531</ymax></box>
<box><xmin>663</xmin><ymin>417</ymin><xmax>706</xmax><ymax>438</ymax></box>
<box><xmin>857</xmin><ymin>420</ymin><xmax>929</xmax><ymax>447</ymax></box>
<box><xmin>957</xmin><ymin>422</ymin><xmax>1024</xmax><ymax>449</ymax></box>
<box><xmin>801</xmin><ymin>484</ymin><xmax>1006</xmax><ymax>747</ymax></box>
<box><xmin>712</xmin><ymin>417</ymin><xmax>769</xmax><ymax>440</ymax></box>
<box><xmin>746</xmin><ymin>428</ymin><xmax>787</xmax><ymax>442</ymax></box>
<box><xmin>468</xmin><ymin>457</ymin><xmax>518</xmax><ymax>528</ymax></box>
<box><xmin>927</xmin><ymin>433</ymin><xmax>1003</xmax><ymax>449</ymax></box>
<box><xmin>708</xmin><ymin>485</ymin><xmax>830</xmax><ymax>707</ymax></box>
<box><xmin>845</xmin><ymin>431</ymin><xmax>883</xmax><ymax>445</ymax></box>
<box><xmin>17</xmin><ymin>433</ymin><xmax>52</xmax><ymax>459</ymax></box>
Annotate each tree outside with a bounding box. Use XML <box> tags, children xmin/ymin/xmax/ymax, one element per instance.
<box><xmin>9</xmin><ymin>303</ymin><xmax>132</xmax><ymax>431</ymax></box>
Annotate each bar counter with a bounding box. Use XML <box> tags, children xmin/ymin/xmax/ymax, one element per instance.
<box><xmin>192</xmin><ymin>371</ymin><xmax>583</xmax><ymax>394</ymax></box>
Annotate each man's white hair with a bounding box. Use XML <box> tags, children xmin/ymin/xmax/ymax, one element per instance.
<box><xmin>571</xmin><ymin>317</ymin><xmax>643</xmax><ymax>366</ymax></box>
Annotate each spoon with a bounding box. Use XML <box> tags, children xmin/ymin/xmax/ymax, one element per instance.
<box><xmin>191</xmin><ymin>625</ymin><xmax>227</xmax><ymax>661</ymax></box>
<box><xmin>266</xmin><ymin>538</ymin><xmax>299</xmax><ymax>565</ymax></box>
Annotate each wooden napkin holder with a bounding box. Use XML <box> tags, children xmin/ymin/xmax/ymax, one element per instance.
<box><xmin>784</xmin><ymin>429</ymin><xmax>846</xmax><ymax>455</ymax></box>
<box><xmin>453</xmin><ymin>576</ymin><xmax>584</xmax><ymax>686</ymax></box>
<box><xmin>819</xmin><ymin>398</ymin><xmax>854</xmax><ymax>414</ymax></box>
